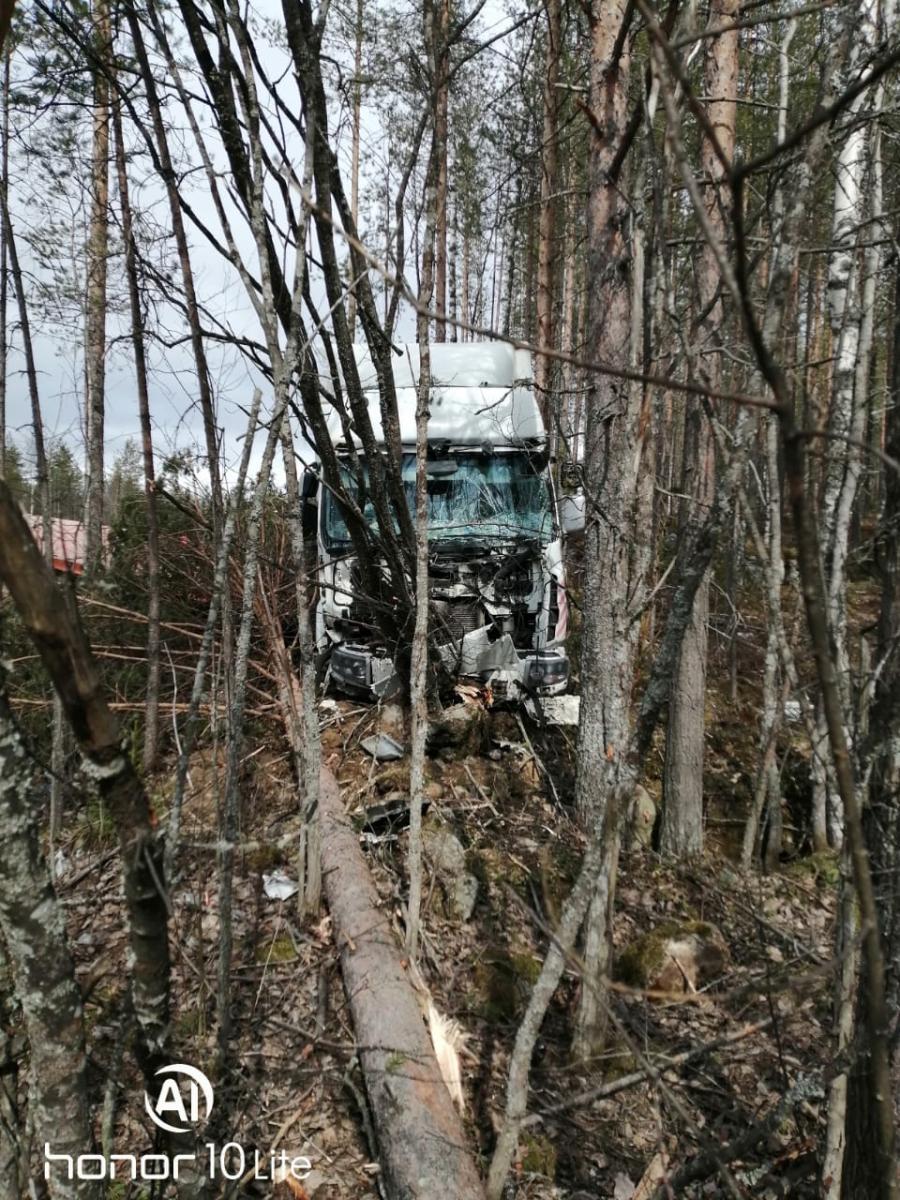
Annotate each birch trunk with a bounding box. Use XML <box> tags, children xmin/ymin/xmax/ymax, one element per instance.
<box><xmin>822</xmin><ymin>866</ymin><xmax>858</xmax><ymax>1199</ymax></box>
<box><xmin>0</xmin><ymin>672</ymin><xmax>96</xmax><ymax>1200</ymax></box>
<box><xmin>280</xmin><ymin>416</ymin><xmax>322</xmax><ymax>915</ymax></box>
<box><xmin>408</xmin><ymin>0</ymin><xmax>439</xmax><ymax>957</ymax></box>
<box><xmin>0</xmin><ymin>939</ymin><xmax>19</xmax><ymax>1199</ymax></box>
<box><xmin>840</xmin><ymin>150</ymin><xmax>900</xmax><ymax>1200</ymax></box>
<box><xmin>813</xmin><ymin>0</ymin><xmax>883</xmax><ymax>848</ymax></box>
<box><xmin>0</xmin><ymin>486</ymin><xmax>171</xmax><ymax>1077</ymax></box>
<box><xmin>217</xmin><ymin>389</ymin><xmax>282</xmax><ymax>1055</ymax></box>
<box><xmin>165</xmin><ymin>390</ymin><xmax>263</xmax><ymax>881</ymax></box>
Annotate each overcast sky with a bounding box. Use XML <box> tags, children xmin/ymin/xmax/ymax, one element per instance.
<box><xmin>4</xmin><ymin>0</ymin><xmax>519</xmax><ymax>492</ymax></box>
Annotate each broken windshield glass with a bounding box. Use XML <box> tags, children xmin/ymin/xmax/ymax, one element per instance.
<box><xmin>323</xmin><ymin>452</ymin><xmax>551</xmax><ymax>548</ymax></box>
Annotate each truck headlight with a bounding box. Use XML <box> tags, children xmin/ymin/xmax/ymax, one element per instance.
<box><xmin>526</xmin><ymin>653</ymin><xmax>569</xmax><ymax>688</ymax></box>
<box><xmin>333</xmin><ymin>646</ymin><xmax>371</xmax><ymax>685</ymax></box>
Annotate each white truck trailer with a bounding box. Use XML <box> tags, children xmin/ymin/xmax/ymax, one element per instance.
<box><xmin>309</xmin><ymin>342</ymin><xmax>577</xmax><ymax>701</ymax></box>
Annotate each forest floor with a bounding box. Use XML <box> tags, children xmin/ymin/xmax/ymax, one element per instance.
<box><xmin>55</xmin><ymin>672</ymin><xmax>839</xmax><ymax>1199</ymax></box>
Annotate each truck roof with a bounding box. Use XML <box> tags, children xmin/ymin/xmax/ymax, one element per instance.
<box><xmin>319</xmin><ymin>342</ymin><xmax>544</xmax><ymax>449</ymax></box>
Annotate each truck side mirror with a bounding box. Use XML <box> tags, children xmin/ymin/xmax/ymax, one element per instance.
<box><xmin>301</xmin><ymin>470</ymin><xmax>318</xmax><ymax>538</ymax></box>
<box><xmin>559</xmin><ymin>492</ymin><xmax>585</xmax><ymax>535</ymax></box>
<box><xmin>301</xmin><ymin>469</ymin><xmax>319</xmax><ymax>501</ymax></box>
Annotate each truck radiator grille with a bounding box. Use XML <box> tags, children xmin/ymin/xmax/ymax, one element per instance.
<box><xmin>432</xmin><ymin>599</ymin><xmax>484</xmax><ymax>644</ymax></box>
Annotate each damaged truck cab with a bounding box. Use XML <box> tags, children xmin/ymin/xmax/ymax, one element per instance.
<box><xmin>311</xmin><ymin>343</ymin><xmax>577</xmax><ymax>701</ymax></box>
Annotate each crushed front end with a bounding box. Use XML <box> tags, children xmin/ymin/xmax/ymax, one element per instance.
<box><xmin>316</xmin><ymin>446</ymin><xmax>570</xmax><ymax>703</ymax></box>
<box><xmin>319</xmin><ymin>537</ymin><xmax>569</xmax><ymax>702</ymax></box>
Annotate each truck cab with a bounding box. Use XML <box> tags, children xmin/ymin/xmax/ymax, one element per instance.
<box><xmin>312</xmin><ymin>343</ymin><xmax>573</xmax><ymax>701</ymax></box>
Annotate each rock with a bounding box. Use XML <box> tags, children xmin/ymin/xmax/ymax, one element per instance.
<box><xmin>375</xmin><ymin>702</ymin><xmax>406</xmax><ymax>739</ymax></box>
<box><xmin>616</xmin><ymin>921</ymin><xmax>729</xmax><ymax>994</ymax></box>
<box><xmin>625</xmin><ymin>785</ymin><xmax>657</xmax><ymax>850</ymax></box>
<box><xmin>422</xmin><ymin>818</ymin><xmax>478</xmax><ymax>920</ymax></box>
<box><xmin>426</xmin><ymin>704</ymin><xmax>488</xmax><ymax>758</ymax></box>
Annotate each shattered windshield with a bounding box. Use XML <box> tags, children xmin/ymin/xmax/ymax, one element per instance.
<box><xmin>323</xmin><ymin>452</ymin><xmax>551</xmax><ymax>548</ymax></box>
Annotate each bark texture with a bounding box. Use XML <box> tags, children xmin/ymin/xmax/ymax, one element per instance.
<box><xmin>573</xmin><ymin>0</ymin><xmax>647</xmax><ymax>1058</ymax></box>
<box><xmin>83</xmin><ymin>0</ymin><xmax>110</xmax><ymax>578</ymax></box>
<box><xmin>840</xmin><ymin>208</ymin><xmax>900</xmax><ymax>1200</ymax></box>
<box><xmin>0</xmin><ymin>484</ymin><xmax>170</xmax><ymax>1075</ymax></box>
<box><xmin>318</xmin><ymin>765</ymin><xmax>485</xmax><ymax>1199</ymax></box>
<box><xmin>661</xmin><ymin>0</ymin><xmax>738</xmax><ymax>858</ymax></box>
<box><xmin>0</xmin><ymin>670</ymin><xmax>96</xmax><ymax>1200</ymax></box>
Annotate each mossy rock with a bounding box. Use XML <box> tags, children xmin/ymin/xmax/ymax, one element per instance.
<box><xmin>519</xmin><ymin>1132</ymin><xmax>557</xmax><ymax>1179</ymax></box>
<box><xmin>256</xmin><ymin>934</ymin><xmax>297</xmax><ymax>964</ymax></box>
<box><xmin>616</xmin><ymin>920</ymin><xmax>728</xmax><ymax>992</ymax></box>
<box><xmin>784</xmin><ymin>849</ymin><xmax>841</xmax><ymax>887</ymax></box>
<box><xmin>422</xmin><ymin>816</ymin><xmax>478</xmax><ymax>920</ymax></box>
<box><xmin>427</xmin><ymin>706</ymin><xmax>491</xmax><ymax>759</ymax></box>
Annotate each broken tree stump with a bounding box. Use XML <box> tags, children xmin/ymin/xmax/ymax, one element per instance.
<box><xmin>318</xmin><ymin>765</ymin><xmax>486</xmax><ymax>1199</ymax></box>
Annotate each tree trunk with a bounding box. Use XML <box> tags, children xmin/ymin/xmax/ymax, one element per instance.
<box><xmin>661</xmin><ymin>0</ymin><xmax>738</xmax><ymax>858</ymax></box>
<box><xmin>83</xmin><ymin>0</ymin><xmax>110</xmax><ymax>578</ymax></box>
<box><xmin>279</xmin><ymin>415</ymin><xmax>322</xmax><ymax>915</ymax></box>
<box><xmin>572</xmin><ymin>0</ymin><xmax>643</xmax><ymax>1059</ymax></box>
<box><xmin>112</xmin><ymin>95</ymin><xmax>162</xmax><ymax>775</ymax></box>
<box><xmin>166</xmin><ymin>390</ymin><xmax>263</xmax><ymax>881</ymax></box>
<box><xmin>814</xmin><ymin>0</ymin><xmax>883</xmax><ymax>848</ymax></box>
<box><xmin>0</xmin><ymin>485</ymin><xmax>171</xmax><ymax>1077</ymax></box>
<box><xmin>408</xmin><ymin>0</ymin><xmax>439</xmax><ymax>958</ymax></box>
<box><xmin>534</xmin><ymin>0</ymin><xmax>561</xmax><ymax>417</ymax></box>
<box><xmin>318</xmin><ymin>765</ymin><xmax>485</xmax><ymax>1199</ymax></box>
<box><xmin>0</xmin><ymin>47</ymin><xmax>7</xmax><ymax>472</ymax></box>
<box><xmin>0</xmin><ymin>671</ymin><xmax>97</xmax><ymax>1200</ymax></box>
<box><xmin>432</xmin><ymin>0</ymin><xmax>449</xmax><ymax>340</ymax></box>
<box><xmin>449</xmin><ymin>179</ymin><xmax>458</xmax><ymax>340</ymax></box>
<box><xmin>217</xmin><ymin>389</ymin><xmax>281</xmax><ymax>1056</ymax></box>
<box><xmin>346</xmin><ymin>0</ymin><xmax>363</xmax><ymax>342</ymax></box>
<box><xmin>840</xmin><ymin>203</ymin><xmax>900</xmax><ymax>1200</ymax></box>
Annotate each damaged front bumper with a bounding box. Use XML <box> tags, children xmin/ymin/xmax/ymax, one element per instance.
<box><xmin>329</xmin><ymin>627</ymin><xmax>569</xmax><ymax>702</ymax></box>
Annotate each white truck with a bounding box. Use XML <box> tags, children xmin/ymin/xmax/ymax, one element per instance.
<box><xmin>309</xmin><ymin>342</ymin><xmax>578</xmax><ymax>701</ymax></box>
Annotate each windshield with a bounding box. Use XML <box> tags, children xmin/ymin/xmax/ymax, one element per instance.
<box><xmin>322</xmin><ymin>452</ymin><xmax>551</xmax><ymax>548</ymax></box>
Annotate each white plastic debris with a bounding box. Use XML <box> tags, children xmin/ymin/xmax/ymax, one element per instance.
<box><xmin>361</xmin><ymin>732</ymin><xmax>405</xmax><ymax>761</ymax></box>
<box><xmin>783</xmin><ymin>699</ymin><xmax>801</xmax><ymax>723</ymax></box>
<box><xmin>262</xmin><ymin>870</ymin><xmax>299</xmax><ymax>901</ymax></box>
<box><xmin>525</xmin><ymin>694</ymin><xmax>581</xmax><ymax>726</ymax></box>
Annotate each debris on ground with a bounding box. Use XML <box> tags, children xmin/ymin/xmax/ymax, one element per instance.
<box><xmin>360</xmin><ymin>732</ymin><xmax>406</xmax><ymax>760</ymax></box>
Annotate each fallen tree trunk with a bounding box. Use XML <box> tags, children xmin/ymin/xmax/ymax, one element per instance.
<box><xmin>318</xmin><ymin>765</ymin><xmax>485</xmax><ymax>1200</ymax></box>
